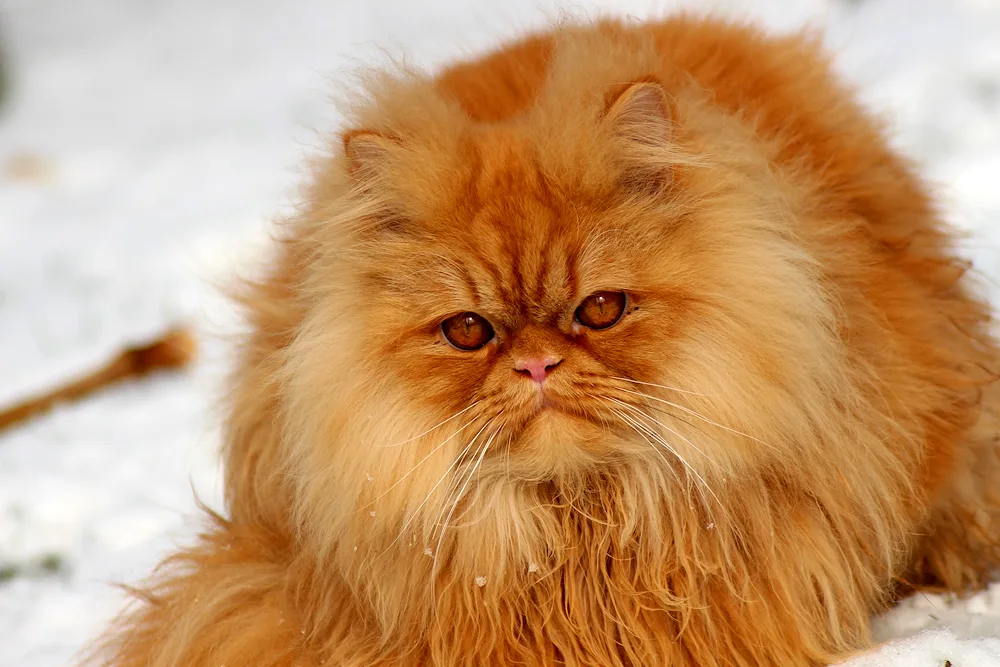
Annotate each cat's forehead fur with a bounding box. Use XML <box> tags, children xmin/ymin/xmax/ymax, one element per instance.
<box><xmin>360</xmin><ymin>127</ymin><xmax>636</xmax><ymax>326</ymax></box>
<box><xmin>329</xmin><ymin>29</ymin><xmax>692</xmax><ymax>321</ymax></box>
<box><xmin>338</xmin><ymin>26</ymin><xmax>670</xmax><ymax>211</ymax></box>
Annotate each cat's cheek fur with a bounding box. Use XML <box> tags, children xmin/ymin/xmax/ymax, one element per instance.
<box><xmin>281</xmin><ymin>316</ymin><xmax>452</xmax><ymax>555</ymax></box>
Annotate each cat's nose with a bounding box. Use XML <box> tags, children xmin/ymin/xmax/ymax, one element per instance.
<box><xmin>514</xmin><ymin>356</ymin><xmax>563</xmax><ymax>384</ymax></box>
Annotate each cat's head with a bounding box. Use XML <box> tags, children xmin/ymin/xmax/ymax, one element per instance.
<box><xmin>277</xmin><ymin>36</ymin><xmax>846</xmax><ymax>577</ymax></box>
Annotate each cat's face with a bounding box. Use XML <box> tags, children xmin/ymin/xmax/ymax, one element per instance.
<box><xmin>284</xmin><ymin>79</ymin><xmax>837</xmax><ymax>546</ymax></box>
<box><xmin>348</xmin><ymin>135</ymin><xmax>686</xmax><ymax>479</ymax></box>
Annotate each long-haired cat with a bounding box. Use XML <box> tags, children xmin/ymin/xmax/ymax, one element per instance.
<box><xmin>89</xmin><ymin>15</ymin><xmax>1000</xmax><ymax>667</ymax></box>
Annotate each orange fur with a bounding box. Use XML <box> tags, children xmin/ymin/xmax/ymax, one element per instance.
<box><xmin>88</xmin><ymin>15</ymin><xmax>1000</xmax><ymax>667</ymax></box>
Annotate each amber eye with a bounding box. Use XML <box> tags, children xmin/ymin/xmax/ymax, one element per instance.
<box><xmin>575</xmin><ymin>291</ymin><xmax>628</xmax><ymax>330</ymax></box>
<box><xmin>441</xmin><ymin>312</ymin><xmax>495</xmax><ymax>350</ymax></box>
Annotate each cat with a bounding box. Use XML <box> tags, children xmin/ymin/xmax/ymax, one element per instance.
<box><xmin>89</xmin><ymin>14</ymin><xmax>1000</xmax><ymax>667</ymax></box>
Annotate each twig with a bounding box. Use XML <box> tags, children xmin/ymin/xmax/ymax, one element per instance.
<box><xmin>0</xmin><ymin>327</ymin><xmax>197</xmax><ymax>433</ymax></box>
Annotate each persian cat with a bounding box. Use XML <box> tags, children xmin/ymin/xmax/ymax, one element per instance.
<box><xmin>91</xmin><ymin>15</ymin><xmax>1000</xmax><ymax>667</ymax></box>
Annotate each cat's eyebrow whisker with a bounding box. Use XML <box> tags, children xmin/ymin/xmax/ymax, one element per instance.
<box><xmin>578</xmin><ymin>227</ymin><xmax>624</xmax><ymax>272</ymax></box>
<box><xmin>610</xmin><ymin>376</ymin><xmax>706</xmax><ymax>397</ymax></box>
<box><xmin>376</xmin><ymin>401</ymin><xmax>483</xmax><ymax>448</ymax></box>
<box><xmin>616</xmin><ymin>387</ymin><xmax>778</xmax><ymax>452</ymax></box>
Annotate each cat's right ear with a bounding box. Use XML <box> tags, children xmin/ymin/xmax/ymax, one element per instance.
<box><xmin>341</xmin><ymin>130</ymin><xmax>411</xmax><ymax>236</ymax></box>
<box><xmin>342</xmin><ymin>129</ymin><xmax>399</xmax><ymax>186</ymax></box>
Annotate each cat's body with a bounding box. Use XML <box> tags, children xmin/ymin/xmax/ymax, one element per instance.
<box><xmin>92</xmin><ymin>16</ymin><xmax>1000</xmax><ymax>667</ymax></box>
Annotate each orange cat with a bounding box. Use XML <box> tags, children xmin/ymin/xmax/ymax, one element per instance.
<box><xmin>89</xmin><ymin>15</ymin><xmax>1000</xmax><ymax>667</ymax></box>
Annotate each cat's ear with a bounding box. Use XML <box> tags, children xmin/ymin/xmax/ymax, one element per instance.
<box><xmin>342</xmin><ymin>130</ymin><xmax>400</xmax><ymax>185</ymax></box>
<box><xmin>603</xmin><ymin>80</ymin><xmax>674</xmax><ymax>193</ymax></box>
<box><xmin>341</xmin><ymin>130</ymin><xmax>411</xmax><ymax>235</ymax></box>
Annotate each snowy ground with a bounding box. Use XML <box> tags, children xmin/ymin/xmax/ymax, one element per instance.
<box><xmin>1</xmin><ymin>0</ymin><xmax>999</xmax><ymax>665</ymax></box>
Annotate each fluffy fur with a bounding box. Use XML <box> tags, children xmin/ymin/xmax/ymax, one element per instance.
<box><xmin>89</xmin><ymin>15</ymin><xmax>1000</xmax><ymax>667</ymax></box>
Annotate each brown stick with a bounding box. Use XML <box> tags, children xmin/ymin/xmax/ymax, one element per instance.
<box><xmin>0</xmin><ymin>327</ymin><xmax>197</xmax><ymax>433</ymax></box>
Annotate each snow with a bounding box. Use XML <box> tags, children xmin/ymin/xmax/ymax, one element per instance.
<box><xmin>841</xmin><ymin>629</ymin><xmax>1000</xmax><ymax>667</ymax></box>
<box><xmin>0</xmin><ymin>0</ymin><xmax>999</xmax><ymax>665</ymax></box>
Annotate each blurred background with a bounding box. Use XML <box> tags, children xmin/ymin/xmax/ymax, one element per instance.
<box><xmin>1</xmin><ymin>0</ymin><xmax>999</xmax><ymax>664</ymax></box>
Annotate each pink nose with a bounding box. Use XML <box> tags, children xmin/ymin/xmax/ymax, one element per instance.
<box><xmin>514</xmin><ymin>356</ymin><xmax>563</xmax><ymax>384</ymax></box>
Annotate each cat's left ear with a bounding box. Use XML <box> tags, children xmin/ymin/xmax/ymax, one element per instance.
<box><xmin>603</xmin><ymin>79</ymin><xmax>674</xmax><ymax>193</ymax></box>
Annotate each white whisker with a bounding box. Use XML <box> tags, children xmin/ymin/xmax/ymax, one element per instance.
<box><xmin>609</xmin><ymin>399</ymin><xmax>744</xmax><ymax>545</ymax></box>
<box><xmin>359</xmin><ymin>411</ymin><xmax>484</xmax><ymax>512</ymax></box>
<box><xmin>376</xmin><ymin>401</ymin><xmax>482</xmax><ymax>448</ymax></box>
<box><xmin>611</xmin><ymin>376</ymin><xmax>706</xmax><ymax>396</ymax></box>
<box><xmin>373</xmin><ymin>416</ymin><xmax>495</xmax><ymax>560</ymax></box>
<box><xmin>431</xmin><ymin>420</ymin><xmax>502</xmax><ymax>618</ymax></box>
<box><xmin>426</xmin><ymin>417</ymin><xmax>497</xmax><ymax>544</ymax></box>
<box><xmin>616</xmin><ymin>387</ymin><xmax>777</xmax><ymax>451</ymax></box>
<box><xmin>431</xmin><ymin>426</ymin><xmax>502</xmax><ymax>577</ymax></box>
<box><xmin>433</xmin><ymin>423</ymin><xmax>501</xmax><ymax>546</ymax></box>
<box><xmin>609</xmin><ymin>397</ymin><xmax>713</xmax><ymax>462</ymax></box>
<box><xmin>609</xmin><ymin>404</ymin><xmax>696</xmax><ymax>494</ymax></box>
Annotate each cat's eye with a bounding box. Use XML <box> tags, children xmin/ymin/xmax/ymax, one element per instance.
<box><xmin>441</xmin><ymin>312</ymin><xmax>495</xmax><ymax>351</ymax></box>
<box><xmin>575</xmin><ymin>291</ymin><xmax>627</xmax><ymax>330</ymax></box>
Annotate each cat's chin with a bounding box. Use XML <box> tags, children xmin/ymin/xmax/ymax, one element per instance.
<box><xmin>502</xmin><ymin>408</ymin><xmax>625</xmax><ymax>480</ymax></box>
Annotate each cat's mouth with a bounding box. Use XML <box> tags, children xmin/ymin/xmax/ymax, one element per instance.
<box><xmin>526</xmin><ymin>387</ymin><xmax>570</xmax><ymax>416</ymax></box>
<box><xmin>513</xmin><ymin>389</ymin><xmax>605</xmax><ymax>432</ymax></box>
<box><xmin>496</xmin><ymin>401</ymin><xmax>617</xmax><ymax>478</ymax></box>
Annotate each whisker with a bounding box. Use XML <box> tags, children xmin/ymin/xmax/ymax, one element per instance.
<box><xmin>427</xmin><ymin>414</ymin><xmax>504</xmax><ymax>560</ymax></box>
<box><xmin>616</xmin><ymin>387</ymin><xmax>777</xmax><ymax>451</ymax></box>
<box><xmin>357</xmin><ymin>411</ymin><xmax>484</xmax><ymax>513</ymax></box>
<box><xmin>609</xmin><ymin>397</ymin><xmax>713</xmax><ymax>462</ymax></box>
<box><xmin>503</xmin><ymin>427</ymin><xmax>515</xmax><ymax>486</ymax></box>
<box><xmin>608</xmin><ymin>399</ymin><xmax>724</xmax><ymax>517</ymax></box>
<box><xmin>610</xmin><ymin>400</ymin><xmax>745</xmax><ymax>546</ymax></box>
<box><xmin>604</xmin><ymin>404</ymin><xmax>675</xmax><ymax>474</ymax></box>
<box><xmin>433</xmin><ymin>423</ymin><xmax>501</xmax><ymax>545</ymax></box>
<box><xmin>609</xmin><ymin>404</ymin><xmax>697</xmax><ymax>495</ymax></box>
<box><xmin>610</xmin><ymin>376</ymin><xmax>706</xmax><ymax>396</ymax></box>
<box><xmin>374</xmin><ymin>416</ymin><xmax>496</xmax><ymax>560</ymax></box>
<box><xmin>633</xmin><ymin>401</ymin><xmax>733</xmax><ymax>450</ymax></box>
<box><xmin>376</xmin><ymin>400</ymin><xmax>482</xmax><ymax>448</ymax></box>
<box><xmin>613</xmin><ymin>402</ymin><xmax>725</xmax><ymax>496</ymax></box>
<box><xmin>610</xmin><ymin>404</ymin><xmax>730</xmax><ymax>532</ymax></box>
<box><xmin>431</xmin><ymin>421</ymin><xmax>502</xmax><ymax>615</ymax></box>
